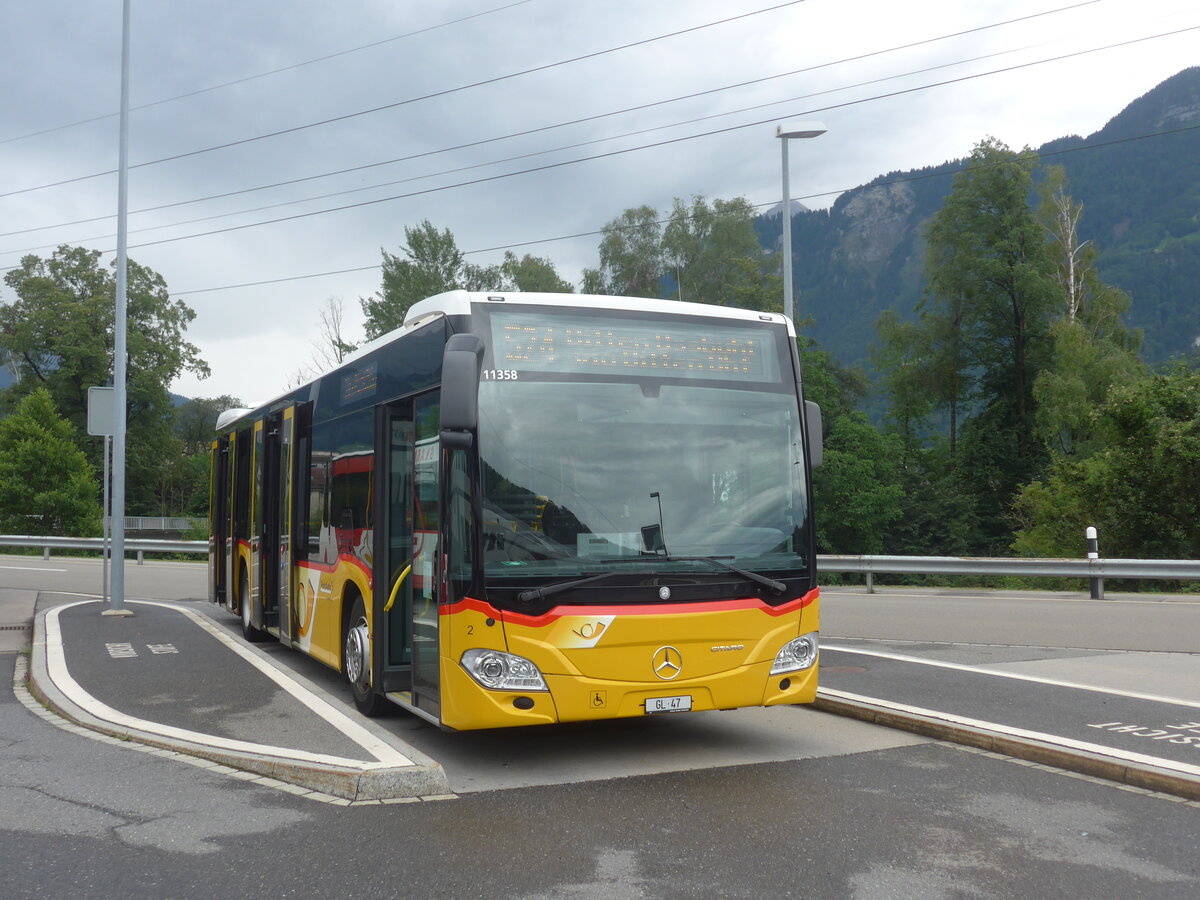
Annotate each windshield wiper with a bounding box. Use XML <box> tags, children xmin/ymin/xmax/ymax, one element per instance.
<box><xmin>513</xmin><ymin>564</ymin><xmax>643</xmax><ymax>607</ymax></box>
<box><xmin>516</xmin><ymin>571</ymin><xmax>627</xmax><ymax>603</ymax></box>
<box><xmin>514</xmin><ymin>556</ymin><xmax>663</xmax><ymax>603</ymax></box>
<box><xmin>665</xmin><ymin>556</ymin><xmax>787</xmax><ymax>594</ymax></box>
<box><xmin>516</xmin><ymin>555</ymin><xmax>787</xmax><ymax>604</ymax></box>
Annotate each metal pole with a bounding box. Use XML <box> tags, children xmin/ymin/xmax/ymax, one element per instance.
<box><xmin>103</xmin><ymin>434</ymin><xmax>110</xmax><ymax>605</ymax></box>
<box><xmin>1086</xmin><ymin>525</ymin><xmax>1104</xmax><ymax>600</ymax></box>
<box><xmin>106</xmin><ymin>0</ymin><xmax>132</xmax><ymax>617</ymax></box>
<box><xmin>780</xmin><ymin>137</ymin><xmax>793</xmax><ymax>324</ymax></box>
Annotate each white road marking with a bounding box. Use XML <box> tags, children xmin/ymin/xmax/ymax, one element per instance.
<box><xmin>0</xmin><ymin>565</ymin><xmax>67</xmax><ymax>572</ymax></box>
<box><xmin>44</xmin><ymin>600</ymin><xmax>414</xmax><ymax>770</ymax></box>
<box><xmin>819</xmin><ymin>687</ymin><xmax>1200</xmax><ymax>779</ymax></box>
<box><xmin>823</xmin><ymin>643</ymin><xmax>1200</xmax><ymax>709</ymax></box>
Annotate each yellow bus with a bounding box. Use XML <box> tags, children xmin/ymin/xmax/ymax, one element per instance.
<box><xmin>209</xmin><ymin>291</ymin><xmax>823</xmax><ymax>729</ymax></box>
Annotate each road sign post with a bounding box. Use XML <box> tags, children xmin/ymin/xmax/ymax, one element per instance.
<box><xmin>87</xmin><ymin>388</ymin><xmax>116</xmax><ymax>609</ymax></box>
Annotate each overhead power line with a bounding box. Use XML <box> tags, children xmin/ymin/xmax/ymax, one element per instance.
<box><xmin>165</xmin><ymin>120</ymin><xmax>1200</xmax><ymax>297</ymax></box>
<box><xmin>56</xmin><ymin>24</ymin><xmax>1199</xmax><ymax>260</ymax></box>
<box><xmin>0</xmin><ymin>0</ymin><xmax>536</xmax><ymax>146</ymax></box>
<box><xmin>0</xmin><ymin>36</ymin><xmax>1082</xmax><ymax>256</ymax></box>
<box><xmin>0</xmin><ymin>0</ymin><xmax>1101</xmax><ymax>243</ymax></box>
<box><xmin>0</xmin><ymin>0</ymin><xmax>810</xmax><ymax>200</ymax></box>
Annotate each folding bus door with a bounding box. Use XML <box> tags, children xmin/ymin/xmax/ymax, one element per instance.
<box><xmin>257</xmin><ymin>407</ymin><xmax>297</xmax><ymax>637</ymax></box>
<box><xmin>374</xmin><ymin>391</ymin><xmax>442</xmax><ymax>722</ymax></box>
<box><xmin>209</xmin><ymin>437</ymin><xmax>230</xmax><ymax>605</ymax></box>
<box><xmin>273</xmin><ymin>406</ymin><xmax>296</xmax><ymax>639</ymax></box>
<box><xmin>249</xmin><ymin>420</ymin><xmax>265</xmax><ymax>622</ymax></box>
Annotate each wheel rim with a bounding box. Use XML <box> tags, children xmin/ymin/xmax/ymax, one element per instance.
<box><xmin>345</xmin><ymin>616</ymin><xmax>370</xmax><ymax>688</ymax></box>
<box><xmin>241</xmin><ymin>581</ymin><xmax>250</xmax><ymax>628</ymax></box>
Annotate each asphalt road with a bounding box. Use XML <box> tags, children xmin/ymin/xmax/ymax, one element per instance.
<box><xmin>3</xmin><ymin>557</ymin><xmax>1199</xmax><ymax>896</ymax></box>
<box><xmin>0</xmin><ymin>553</ymin><xmax>206</xmax><ymax>602</ymax></box>
<box><xmin>4</xmin><ymin>658</ymin><xmax>1199</xmax><ymax>898</ymax></box>
<box><xmin>820</xmin><ymin>583</ymin><xmax>1200</xmax><ymax>652</ymax></box>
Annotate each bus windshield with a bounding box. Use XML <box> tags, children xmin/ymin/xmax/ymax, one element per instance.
<box><xmin>475</xmin><ymin>307</ymin><xmax>811</xmax><ymax>597</ymax></box>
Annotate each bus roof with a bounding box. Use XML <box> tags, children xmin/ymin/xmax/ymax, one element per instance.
<box><xmin>403</xmin><ymin>290</ymin><xmax>796</xmax><ymax>336</ymax></box>
<box><xmin>214</xmin><ymin>291</ymin><xmax>796</xmax><ymax>433</ymax></box>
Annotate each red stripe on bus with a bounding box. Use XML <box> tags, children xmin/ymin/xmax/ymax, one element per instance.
<box><xmin>440</xmin><ymin>588</ymin><xmax>817</xmax><ymax>626</ymax></box>
<box><xmin>296</xmin><ymin>555</ymin><xmax>373</xmax><ymax>586</ymax></box>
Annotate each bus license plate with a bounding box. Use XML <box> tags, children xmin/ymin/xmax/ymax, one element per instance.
<box><xmin>646</xmin><ymin>695</ymin><xmax>691</xmax><ymax>714</ymax></box>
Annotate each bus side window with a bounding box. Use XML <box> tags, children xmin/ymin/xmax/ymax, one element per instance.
<box><xmin>308</xmin><ymin>426</ymin><xmax>331</xmax><ymax>564</ymax></box>
<box><xmin>337</xmin><ymin>507</ymin><xmax>355</xmax><ymax>555</ymax></box>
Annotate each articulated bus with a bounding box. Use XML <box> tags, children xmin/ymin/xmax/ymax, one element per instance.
<box><xmin>209</xmin><ymin>291</ymin><xmax>823</xmax><ymax>729</ymax></box>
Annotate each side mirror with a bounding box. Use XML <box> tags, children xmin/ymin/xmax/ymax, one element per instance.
<box><xmin>440</xmin><ymin>333</ymin><xmax>485</xmax><ymax>448</ymax></box>
<box><xmin>805</xmin><ymin>400</ymin><xmax>823</xmax><ymax>469</ymax></box>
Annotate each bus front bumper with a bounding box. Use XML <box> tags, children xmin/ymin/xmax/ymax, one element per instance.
<box><xmin>437</xmin><ymin>655</ymin><xmax>818</xmax><ymax>730</ymax></box>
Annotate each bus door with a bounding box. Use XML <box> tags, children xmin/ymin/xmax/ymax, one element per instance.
<box><xmin>374</xmin><ymin>391</ymin><xmax>442</xmax><ymax>720</ymax></box>
<box><xmin>250</xmin><ymin>420</ymin><xmax>264</xmax><ymax>613</ymax></box>
<box><xmin>229</xmin><ymin>428</ymin><xmax>251</xmax><ymax>611</ymax></box>
<box><xmin>275</xmin><ymin>406</ymin><xmax>296</xmax><ymax>638</ymax></box>
<box><xmin>258</xmin><ymin>407</ymin><xmax>296</xmax><ymax>636</ymax></box>
<box><xmin>209</xmin><ymin>436</ymin><xmax>230</xmax><ymax>605</ymax></box>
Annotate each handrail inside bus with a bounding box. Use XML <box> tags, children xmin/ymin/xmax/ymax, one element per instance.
<box><xmin>383</xmin><ymin>564</ymin><xmax>413</xmax><ymax>613</ymax></box>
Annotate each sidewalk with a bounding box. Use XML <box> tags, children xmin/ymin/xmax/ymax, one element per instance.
<box><xmin>21</xmin><ymin>593</ymin><xmax>448</xmax><ymax>801</ymax></box>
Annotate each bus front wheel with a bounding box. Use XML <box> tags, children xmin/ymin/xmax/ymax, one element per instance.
<box><xmin>344</xmin><ymin>595</ymin><xmax>386</xmax><ymax>717</ymax></box>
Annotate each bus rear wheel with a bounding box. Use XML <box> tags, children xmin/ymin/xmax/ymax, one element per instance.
<box><xmin>344</xmin><ymin>595</ymin><xmax>386</xmax><ymax>717</ymax></box>
<box><xmin>240</xmin><ymin>573</ymin><xmax>269</xmax><ymax>643</ymax></box>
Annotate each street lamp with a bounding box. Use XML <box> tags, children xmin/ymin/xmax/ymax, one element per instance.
<box><xmin>776</xmin><ymin>120</ymin><xmax>826</xmax><ymax>325</ymax></box>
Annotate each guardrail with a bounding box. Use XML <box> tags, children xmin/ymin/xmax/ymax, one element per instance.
<box><xmin>0</xmin><ymin>535</ymin><xmax>204</xmax><ymax>564</ymax></box>
<box><xmin>122</xmin><ymin>516</ymin><xmax>204</xmax><ymax>532</ymax></box>
<box><xmin>2</xmin><ymin>535</ymin><xmax>1198</xmax><ymax>585</ymax></box>
<box><xmin>820</xmin><ymin>554</ymin><xmax>1200</xmax><ymax>592</ymax></box>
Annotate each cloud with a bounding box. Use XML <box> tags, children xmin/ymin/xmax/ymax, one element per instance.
<box><xmin>2</xmin><ymin>0</ymin><xmax>1197</xmax><ymax>400</ymax></box>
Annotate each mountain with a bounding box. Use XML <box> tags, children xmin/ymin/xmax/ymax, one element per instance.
<box><xmin>758</xmin><ymin>67</ymin><xmax>1200</xmax><ymax>367</ymax></box>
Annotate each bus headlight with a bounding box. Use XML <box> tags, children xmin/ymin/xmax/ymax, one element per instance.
<box><xmin>771</xmin><ymin>632</ymin><xmax>819</xmax><ymax>675</ymax></box>
<box><xmin>461</xmin><ymin>649</ymin><xmax>549</xmax><ymax>692</ymax></box>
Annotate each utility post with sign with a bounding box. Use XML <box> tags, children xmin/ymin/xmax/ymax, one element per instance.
<box><xmin>86</xmin><ymin>387</ymin><xmax>115</xmax><ymax>608</ymax></box>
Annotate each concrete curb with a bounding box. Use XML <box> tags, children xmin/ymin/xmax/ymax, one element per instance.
<box><xmin>814</xmin><ymin>691</ymin><xmax>1200</xmax><ymax>802</ymax></box>
<box><xmin>26</xmin><ymin>596</ymin><xmax>451</xmax><ymax>802</ymax></box>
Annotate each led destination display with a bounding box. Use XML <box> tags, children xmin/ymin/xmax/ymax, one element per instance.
<box><xmin>489</xmin><ymin>309</ymin><xmax>782</xmax><ymax>383</ymax></box>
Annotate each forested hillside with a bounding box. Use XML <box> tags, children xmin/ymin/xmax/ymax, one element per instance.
<box><xmin>758</xmin><ymin>67</ymin><xmax>1200</xmax><ymax>368</ymax></box>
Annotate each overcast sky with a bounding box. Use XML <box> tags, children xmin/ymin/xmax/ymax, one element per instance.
<box><xmin>2</xmin><ymin>0</ymin><xmax>1197</xmax><ymax>406</ymax></box>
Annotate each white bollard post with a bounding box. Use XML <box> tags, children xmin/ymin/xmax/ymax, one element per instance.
<box><xmin>1086</xmin><ymin>526</ymin><xmax>1104</xmax><ymax>600</ymax></box>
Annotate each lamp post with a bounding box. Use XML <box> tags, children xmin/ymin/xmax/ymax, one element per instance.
<box><xmin>776</xmin><ymin>120</ymin><xmax>826</xmax><ymax>325</ymax></box>
<box><xmin>106</xmin><ymin>0</ymin><xmax>133</xmax><ymax>617</ymax></box>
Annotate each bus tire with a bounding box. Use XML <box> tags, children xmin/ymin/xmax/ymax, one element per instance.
<box><xmin>344</xmin><ymin>594</ymin><xmax>386</xmax><ymax>717</ymax></box>
<box><xmin>239</xmin><ymin>572</ymin><xmax>270</xmax><ymax>643</ymax></box>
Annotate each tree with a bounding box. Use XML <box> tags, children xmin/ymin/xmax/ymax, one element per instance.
<box><xmin>662</xmin><ymin>196</ymin><xmax>781</xmax><ymax>310</ymax></box>
<box><xmin>0</xmin><ymin>388</ymin><xmax>100</xmax><ymax>535</ymax></box>
<box><xmin>498</xmin><ymin>252</ymin><xmax>574</xmax><ymax>293</ymax></box>
<box><xmin>291</xmin><ymin>297</ymin><xmax>360</xmax><ymax>385</ymax></box>
<box><xmin>1</xmin><ymin>245</ymin><xmax>209</xmax><ymax>515</ymax></box>
<box><xmin>1013</xmin><ymin>365</ymin><xmax>1200</xmax><ymax>559</ymax></box>
<box><xmin>796</xmin><ymin>335</ymin><xmax>902</xmax><ymax>554</ymax></box>
<box><xmin>813</xmin><ymin>412</ymin><xmax>904</xmax><ymax>554</ymax></box>
<box><xmin>1032</xmin><ymin>166</ymin><xmax>1145</xmax><ymax>456</ymax></box>
<box><xmin>585</xmin><ymin>206</ymin><xmax>663</xmax><ymax>297</ymax></box>
<box><xmin>360</xmin><ymin>221</ymin><xmax>503</xmax><ymax>338</ymax></box>
<box><xmin>872</xmin><ymin>310</ymin><xmax>938</xmax><ymax>453</ymax></box>
<box><xmin>915</xmin><ymin>139</ymin><xmax>1062</xmax><ymax>549</ymax></box>
<box><xmin>312</xmin><ymin>296</ymin><xmax>358</xmax><ymax>370</ymax></box>
<box><xmin>579</xmin><ymin>267</ymin><xmax>609</xmax><ymax>295</ymax></box>
<box><xmin>174</xmin><ymin>394</ymin><xmax>244</xmax><ymax>456</ymax></box>
<box><xmin>924</xmin><ymin>138</ymin><xmax>1058</xmax><ymax>460</ymax></box>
